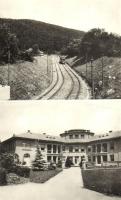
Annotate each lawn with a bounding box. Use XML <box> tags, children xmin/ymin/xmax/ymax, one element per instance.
<box><xmin>30</xmin><ymin>168</ymin><xmax>62</xmax><ymax>183</ymax></box>
<box><xmin>0</xmin><ymin>55</ymin><xmax>52</xmax><ymax>100</ymax></box>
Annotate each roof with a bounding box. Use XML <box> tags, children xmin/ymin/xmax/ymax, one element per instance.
<box><xmin>88</xmin><ymin>131</ymin><xmax>121</xmax><ymax>143</ymax></box>
<box><xmin>2</xmin><ymin>130</ymin><xmax>121</xmax><ymax>145</ymax></box>
<box><xmin>60</xmin><ymin>129</ymin><xmax>94</xmax><ymax>136</ymax></box>
<box><xmin>15</xmin><ymin>131</ymin><xmax>64</xmax><ymax>143</ymax></box>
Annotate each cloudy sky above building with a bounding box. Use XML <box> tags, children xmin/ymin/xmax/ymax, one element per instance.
<box><xmin>0</xmin><ymin>100</ymin><xmax>121</xmax><ymax>141</ymax></box>
<box><xmin>0</xmin><ymin>0</ymin><xmax>121</xmax><ymax>35</ymax></box>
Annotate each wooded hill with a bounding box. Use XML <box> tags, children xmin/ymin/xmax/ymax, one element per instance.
<box><xmin>0</xmin><ymin>18</ymin><xmax>85</xmax><ymax>53</ymax></box>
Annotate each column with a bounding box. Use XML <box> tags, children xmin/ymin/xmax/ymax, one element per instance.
<box><xmin>51</xmin><ymin>156</ymin><xmax>53</xmax><ymax>162</ymax></box>
<box><xmin>52</xmin><ymin>144</ymin><xmax>53</xmax><ymax>154</ymax></box>
<box><xmin>56</xmin><ymin>145</ymin><xmax>58</xmax><ymax>154</ymax></box>
<box><xmin>101</xmin><ymin>155</ymin><xmax>103</xmax><ymax>164</ymax></box>
<box><xmin>95</xmin><ymin>156</ymin><xmax>97</xmax><ymax>165</ymax></box>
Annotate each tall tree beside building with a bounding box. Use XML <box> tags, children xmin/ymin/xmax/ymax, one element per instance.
<box><xmin>32</xmin><ymin>145</ymin><xmax>45</xmax><ymax>171</ymax></box>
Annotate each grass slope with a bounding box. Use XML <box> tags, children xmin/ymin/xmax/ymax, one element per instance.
<box><xmin>67</xmin><ymin>56</ymin><xmax>121</xmax><ymax>99</ymax></box>
<box><xmin>0</xmin><ymin>55</ymin><xmax>52</xmax><ymax>100</ymax></box>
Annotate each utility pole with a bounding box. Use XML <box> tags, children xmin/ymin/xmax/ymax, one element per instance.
<box><xmin>8</xmin><ymin>49</ymin><xmax>10</xmax><ymax>86</ymax></box>
<box><xmin>90</xmin><ymin>57</ymin><xmax>94</xmax><ymax>98</ymax></box>
<box><xmin>85</xmin><ymin>52</ymin><xmax>88</xmax><ymax>78</ymax></box>
<box><xmin>47</xmin><ymin>51</ymin><xmax>49</xmax><ymax>75</ymax></box>
<box><xmin>101</xmin><ymin>55</ymin><xmax>104</xmax><ymax>90</ymax></box>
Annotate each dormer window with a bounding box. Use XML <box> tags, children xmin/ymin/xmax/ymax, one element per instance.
<box><xmin>75</xmin><ymin>135</ymin><xmax>79</xmax><ymax>139</ymax></box>
<box><xmin>69</xmin><ymin>135</ymin><xmax>73</xmax><ymax>139</ymax></box>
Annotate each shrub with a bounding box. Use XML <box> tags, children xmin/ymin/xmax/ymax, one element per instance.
<box><xmin>32</xmin><ymin>145</ymin><xmax>47</xmax><ymax>171</ymax></box>
<box><xmin>15</xmin><ymin>166</ymin><xmax>30</xmax><ymax>178</ymax></box>
<box><xmin>0</xmin><ymin>168</ymin><xmax>7</xmax><ymax>185</ymax></box>
<box><xmin>48</xmin><ymin>162</ymin><xmax>56</xmax><ymax>170</ymax></box>
<box><xmin>6</xmin><ymin>173</ymin><xmax>20</xmax><ymax>185</ymax></box>
<box><xmin>65</xmin><ymin>157</ymin><xmax>73</xmax><ymax>168</ymax></box>
<box><xmin>57</xmin><ymin>160</ymin><xmax>62</xmax><ymax>168</ymax></box>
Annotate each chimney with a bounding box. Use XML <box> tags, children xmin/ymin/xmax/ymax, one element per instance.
<box><xmin>109</xmin><ymin>130</ymin><xmax>112</xmax><ymax>133</ymax></box>
<box><xmin>27</xmin><ymin>130</ymin><xmax>32</xmax><ymax>134</ymax></box>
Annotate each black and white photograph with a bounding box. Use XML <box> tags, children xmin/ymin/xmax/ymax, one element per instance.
<box><xmin>0</xmin><ymin>0</ymin><xmax>120</xmax><ymax>100</ymax></box>
<box><xmin>0</xmin><ymin>0</ymin><xmax>121</xmax><ymax>200</ymax></box>
<box><xmin>0</xmin><ymin>100</ymin><xmax>121</xmax><ymax>199</ymax></box>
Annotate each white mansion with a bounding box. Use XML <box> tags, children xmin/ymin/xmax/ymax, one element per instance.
<box><xmin>1</xmin><ymin>129</ymin><xmax>121</xmax><ymax>167</ymax></box>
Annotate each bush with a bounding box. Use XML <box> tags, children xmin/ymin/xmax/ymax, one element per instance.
<box><xmin>65</xmin><ymin>157</ymin><xmax>73</xmax><ymax>168</ymax></box>
<box><xmin>48</xmin><ymin>162</ymin><xmax>56</xmax><ymax>170</ymax></box>
<box><xmin>0</xmin><ymin>168</ymin><xmax>7</xmax><ymax>185</ymax></box>
<box><xmin>6</xmin><ymin>173</ymin><xmax>20</xmax><ymax>185</ymax></box>
<box><xmin>15</xmin><ymin>166</ymin><xmax>30</xmax><ymax>178</ymax></box>
<box><xmin>57</xmin><ymin>160</ymin><xmax>62</xmax><ymax>168</ymax></box>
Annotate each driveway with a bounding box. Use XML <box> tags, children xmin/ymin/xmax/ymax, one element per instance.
<box><xmin>0</xmin><ymin>168</ymin><xmax>119</xmax><ymax>200</ymax></box>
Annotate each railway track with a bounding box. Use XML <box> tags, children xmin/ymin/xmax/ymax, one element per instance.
<box><xmin>33</xmin><ymin>55</ymin><xmax>90</xmax><ymax>100</ymax></box>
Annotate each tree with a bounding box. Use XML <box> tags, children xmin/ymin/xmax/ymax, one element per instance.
<box><xmin>80</xmin><ymin>28</ymin><xmax>121</xmax><ymax>60</ymax></box>
<box><xmin>32</xmin><ymin>145</ymin><xmax>46</xmax><ymax>171</ymax></box>
<box><xmin>0</xmin><ymin>23</ymin><xmax>19</xmax><ymax>63</ymax></box>
<box><xmin>32</xmin><ymin>44</ymin><xmax>40</xmax><ymax>55</ymax></box>
<box><xmin>65</xmin><ymin>157</ymin><xmax>73</xmax><ymax>168</ymax></box>
<box><xmin>0</xmin><ymin>153</ymin><xmax>17</xmax><ymax>171</ymax></box>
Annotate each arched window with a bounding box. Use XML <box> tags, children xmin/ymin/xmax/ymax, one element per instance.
<box><xmin>23</xmin><ymin>153</ymin><xmax>30</xmax><ymax>158</ymax></box>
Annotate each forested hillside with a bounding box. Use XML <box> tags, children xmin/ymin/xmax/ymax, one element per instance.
<box><xmin>0</xmin><ymin>18</ymin><xmax>84</xmax><ymax>52</ymax></box>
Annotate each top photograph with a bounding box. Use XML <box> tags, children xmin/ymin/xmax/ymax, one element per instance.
<box><xmin>0</xmin><ymin>0</ymin><xmax>120</xmax><ymax>100</ymax></box>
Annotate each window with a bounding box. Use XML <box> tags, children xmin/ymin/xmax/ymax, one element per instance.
<box><xmin>41</xmin><ymin>147</ymin><xmax>45</xmax><ymax>151</ymax></box>
<box><xmin>62</xmin><ymin>146</ymin><xmax>65</xmax><ymax>152</ymax></box>
<box><xmin>102</xmin><ymin>143</ymin><xmax>107</xmax><ymax>152</ymax></box>
<box><xmin>102</xmin><ymin>155</ymin><xmax>107</xmax><ymax>162</ymax></box>
<box><xmin>47</xmin><ymin>144</ymin><xmax>52</xmax><ymax>153</ymax></box>
<box><xmin>81</xmin><ymin>134</ymin><xmax>84</xmax><ymax>139</ymax></box>
<box><xmin>97</xmin><ymin>144</ymin><xmax>101</xmax><ymax>153</ymax></box>
<box><xmin>97</xmin><ymin>155</ymin><xmax>101</xmax><ymax>164</ymax></box>
<box><xmin>92</xmin><ymin>145</ymin><xmax>96</xmax><ymax>152</ymax></box>
<box><xmin>110</xmin><ymin>142</ymin><xmax>114</xmax><ymax>150</ymax></box>
<box><xmin>88</xmin><ymin>156</ymin><xmax>91</xmax><ymax>162</ymax></box>
<box><xmin>75</xmin><ymin>135</ymin><xmax>79</xmax><ymax>139</ymax></box>
<box><xmin>69</xmin><ymin>135</ymin><xmax>73</xmax><ymax>139</ymax></box>
<box><xmin>88</xmin><ymin>146</ymin><xmax>91</xmax><ymax>153</ymax></box>
<box><xmin>23</xmin><ymin>153</ymin><xmax>30</xmax><ymax>158</ymax></box>
<box><xmin>93</xmin><ymin>156</ymin><xmax>95</xmax><ymax>162</ymax></box>
<box><xmin>110</xmin><ymin>154</ymin><xmax>114</xmax><ymax>161</ymax></box>
<box><xmin>75</xmin><ymin>147</ymin><xmax>79</xmax><ymax>152</ymax></box>
<box><xmin>58</xmin><ymin>145</ymin><xmax>61</xmax><ymax>153</ymax></box>
<box><xmin>53</xmin><ymin>145</ymin><xmax>57</xmax><ymax>153</ymax></box>
<box><xmin>47</xmin><ymin>156</ymin><xmax>51</xmax><ymax>162</ymax></box>
<box><xmin>81</xmin><ymin>148</ymin><xmax>85</xmax><ymax>152</ymax></box>
<box><xmin>53</xmin><ymin>156</ymin><xmax>57</xmax><ymax>163</ymax></box>
<box><xmin>69</xmin><ymin>146</ymin><xmax>73</xmax><ymax>152</ymax></box>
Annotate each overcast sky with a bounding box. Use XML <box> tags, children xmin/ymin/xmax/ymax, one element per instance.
<box><xmin>0</xmin><ymin>0</ymin><xmax>121</xmax><ymax>35</ymax></box>
<box><xmin>0</xmin><ymin>100</ymin><xmax>121</xmax><ymax>141</ymax></box>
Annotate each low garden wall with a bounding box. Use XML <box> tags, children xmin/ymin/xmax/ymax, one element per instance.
<box><xmin>30</xmin><ymin>168</ymin><xmax>62</xmax><ymax>183</ymax></box>
<box><xmin>81</xmin><ymin>168</ymin><xmax>121</xmax><ymax>195</ymax></box>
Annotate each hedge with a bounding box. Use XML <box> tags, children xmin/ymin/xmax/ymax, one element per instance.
<box><xmin>0</xmin><ymin>168</ymin><xmax>7</xmax><ymax>185</ymax></box>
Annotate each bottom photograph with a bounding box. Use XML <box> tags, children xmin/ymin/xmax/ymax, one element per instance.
<box><xmin>0</xmin><ymin>100</ymin><xmax>121</xmax><ymax>200</ymax></box>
